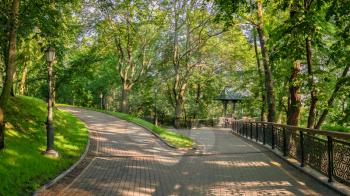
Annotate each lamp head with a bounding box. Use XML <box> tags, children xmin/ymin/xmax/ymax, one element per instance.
<box><xmin>46</xmin><ymin>45</ymin><xmax>56</xmax><ymax>63</ymax></box>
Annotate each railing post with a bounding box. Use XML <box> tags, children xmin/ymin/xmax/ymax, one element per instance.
<box><xmin>240</xmin><ymin>122</ymin><xmax>242</xmax><ymax>135</ymax></box>
<box><xmin>236</xmin><ymin>122</ymin><xmax>238</xmax><ymax>133</ymax></box>
<box><xmin>246</xmin><ymin>123</ymin><xmax>248</xmax><ymax>138</ymax></box>
<box><xmin>327</xmin><ymin>136</ymin><xmax>334</xmax><ymax>182</ymax></box>
<box><xmin>235</xmin><ymin>122</ymin><xmax>237</xmax><ymax>133</ymax></box>
<box><xmin>263</xmin><ymin>124</ymin><xmax>266</xmax><ymax>145</ymax></box>
<box><xmin>283</xmin><ymin>127</ymin><xmax>287</xmax><ymax>156</ymax></box>
<box><xmin>271</xmin><ymin>124</ymin><xmax>275</xmax><ymax>149</ymax></box>
<box><xmin>250</xmin><ymin>122</ymin><xmax>253</xmax><ymax>139</ymax></box>
<box><xmin>300</xmin><ymin>131</ymin><xmax>304</xmax><ymax>167</ymax></box>
<box><xmin>256</xmin><ymin>122</ymin><xmax>259</xmax><ymax>142</ymax></box>
<box><xmin>239</xmin><ymin>122</ymin><xmax>241</xmax><ymax>134</ymax></box>
<box><xmin>243</xmin><ymin>122</ymin><xmax>245</xmax><ymax>136</ymax></box>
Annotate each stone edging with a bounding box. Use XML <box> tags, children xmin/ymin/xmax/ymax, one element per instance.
<box><xmin>32</xmin><ymin>119</ymin><xmax>91</xmax><ymax>195</ymax></box>
<box><xmin>231</xmin><ymin>130</ymin><xmax>350</xmax><ymax>196</ymax></box>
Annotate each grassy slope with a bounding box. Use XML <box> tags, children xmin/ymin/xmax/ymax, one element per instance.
<box><xmin>0</xmin><ymin>96</ymin><xmax>88</xmax><ymax>195</ymax></box>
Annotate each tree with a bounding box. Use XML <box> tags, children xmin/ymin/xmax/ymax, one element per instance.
<box><xmin>95</xmin><ymin>0</ymin><xmax>161</xmax><ymax>113</ymax></box>
<box><xmin>314</xmin><ymin>0</ymin><xmax>350</xmax><ymax>128</ymax></box>
<box><xmin>0</xmin><ymin>0</ymin><xmax>20</xmax><ymax>150</ymax></box>
<box><xmin>287</xmin><ymin>61</ymin><xmax>301</xmax><ymax>125</ymax></box>
<box><xmin>214</xmin><ymin>0</ymin><xmax>276</xmax><ymax>122</ymax></box>
<box><xmin>165</xmin><ymin>0</ymin><xmax>223</xmax><ymax>127</ymax></box>
<box><xmin>0</xmin><ymin>0</ymin><xmax>82</xmax><ymax>149</ymax></box>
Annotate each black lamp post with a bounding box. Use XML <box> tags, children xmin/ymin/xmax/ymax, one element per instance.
<box><xmin>44</xmin><ymin>45</ymin><xmax>58</xmax><ymax>157</ymax></box>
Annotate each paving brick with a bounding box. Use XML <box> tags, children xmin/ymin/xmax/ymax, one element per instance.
<box><xmin>40</xmin><ymin>107</ymin><xmax>339</xmax><ymax>196</ymax></box>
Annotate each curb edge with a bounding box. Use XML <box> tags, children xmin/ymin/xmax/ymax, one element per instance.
<box><xmin>32</xmin><ymin>115</ymin><xmax>91</xmax><ymax>195</ymax></box>
<box><xmin>231</xmin><ymin>130</ymin><xmax>350</xmax><ymax>196</ymax></box>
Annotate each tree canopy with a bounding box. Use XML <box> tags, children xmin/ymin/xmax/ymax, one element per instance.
<box><xmin>0</xmin><ymin>0</ymin><xmax>349</xmax><ymax>149</ymax></box>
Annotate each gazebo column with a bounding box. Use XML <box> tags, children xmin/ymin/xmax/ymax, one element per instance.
<box><xmin>223</xmin><ymin>100</ymin><xmax>228</xmax><ymax>116</ymax></box>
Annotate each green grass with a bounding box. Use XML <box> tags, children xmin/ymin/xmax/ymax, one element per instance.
<box><xmin>322</xmin><ymin>124</ymin><xmax>350</xmax><ymax>133</ymax></box>
<box><xmin>104</xmin><ymin>111</ymin><xmax>194</xmax><ymax>148</ymax></box>
<box><xmin>0</xmin><ymin>96</ymin><xmax>88</xmax><ymax>195</ymax></box>
<box><xmin>61</xmin><ymin>105</ymin><xmax>195</xmax><ymax>148</ymax></box>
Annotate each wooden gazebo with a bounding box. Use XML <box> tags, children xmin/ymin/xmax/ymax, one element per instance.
<box><xmin>215</xmin><ymin>87</ymin><xmax>243</xmax><ymax>117</ymax></box>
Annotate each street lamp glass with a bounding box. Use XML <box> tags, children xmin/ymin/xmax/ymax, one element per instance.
<box><xmin>46</xmin><ymin>46</ymin><xmax>56</xmax><ymax>63</ymax></box>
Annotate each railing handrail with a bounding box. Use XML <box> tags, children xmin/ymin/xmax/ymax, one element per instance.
<box><xmin>232</xmin><ymin>120</ymin><xmax>350</xmax><ymax>185</ymax></box>
<box><xmin>192</xmin><ymin>118</ymin><xmax>218</xmax><ymax>121</ymax></box>
<box><xmin>233</xmin><ymin>120</ymin><xmax>350</xmax><ymax>140</ymax></box>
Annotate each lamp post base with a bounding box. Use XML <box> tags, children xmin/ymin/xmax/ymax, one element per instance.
<box><xmin>43</xmin><ymin>149</ymin><xmax>59</xmax><ymax>158</ymax></box>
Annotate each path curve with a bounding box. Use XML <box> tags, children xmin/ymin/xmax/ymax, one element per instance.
<box><xmin>40</xmin><ymin>107</ymin><xmax>338</xmax><ymax>196</ymax></box>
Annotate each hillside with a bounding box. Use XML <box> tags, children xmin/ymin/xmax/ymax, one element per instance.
<box><xmin>0</xmin><ymin>96</ymin><xmax>88</xmax><ymax>195</ymax></box>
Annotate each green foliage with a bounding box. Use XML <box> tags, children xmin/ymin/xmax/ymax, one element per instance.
<box><xmin>1</xmin><ymin>0</ymin><xmax>348</xmax><ymax>138</ymax></box>
<box><xmin>322</xmin><ymin>124</ymin><xmax>350</xmax><ymax>133</ymax></box>
<box><xmin>0</xmin><ymin>96</ymin><xmax>88</xmax><ymax>195</ymax></box>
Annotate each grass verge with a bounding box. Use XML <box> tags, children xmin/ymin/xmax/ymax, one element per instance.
<box><xmin>0</xmin><ymin>96</ymin><xmax>88</xmax><ymax>195</ymax></box>
<box><xmin>103</xmin><ymin>110</ymin><xmax>194</xmax><ymax>148</ymax></box>
<box><xmin>58</xmin><ymin>105</ymin><xmax>194</xmax><ymax>148</ymax></box>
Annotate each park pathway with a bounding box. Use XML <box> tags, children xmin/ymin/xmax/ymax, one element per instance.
<box><xmin>40</xmin><ymin>107</ymin><xmax>338</xmax><ymax>196</ymax></box>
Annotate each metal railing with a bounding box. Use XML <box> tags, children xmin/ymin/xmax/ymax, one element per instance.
<box><xmin>232</xmin><ymin>120</ymin><xmax>350</xmax><ymax>185</ymax></box>
<box><xmin>175</xmin><ymin>118</ymin><xmax>220</xmax><ymax>128</ymax></box>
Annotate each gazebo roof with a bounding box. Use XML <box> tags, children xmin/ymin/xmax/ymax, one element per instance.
<box><xmin>215</xmin><ymin>87</ymin><xmax>243</xmax><ymax>101</ymax></box>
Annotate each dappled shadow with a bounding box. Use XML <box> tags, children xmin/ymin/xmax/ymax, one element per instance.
<box><xmin>57</xmin><ymin>152</ymin><xmax>332</xmax><ymax>195</ymax></box>
<box><xmin>50</xmin><ymin>107</ymin><xmax>338</xmax><ymax>196</ymax></box>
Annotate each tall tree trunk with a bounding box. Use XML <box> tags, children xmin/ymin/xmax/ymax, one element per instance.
<box><xmin>174</xmin><ymin>98</ymin><xmax>183</xmax><ymax>128</ymax></box>
<box><xmin>11</xmin><ymin>71</ymin><xmax>16</xmax><ymax>96</ymax></box>
<box><xmin>304</xmin><ymin>0</ymin><xmax>317</xmax><ymax>128</ymax></box>
<box><xmin>287</xmin><ymin>60</ymin><xmax>301</xmax><ymax>126</ymax></box>
<box><xmin>315</xmin><ymin>64</ymin><xmax>350</xmax><ymax>129</ymax></box>
<box><xmin>19</xmin><ymin>64</ymin><xmax>27</xmax><ymax>95</ymax></box>
<box><xmin>256</xmin><ymin>0</ymin><xmax>276</xmax><ymax>122</ymax></box>
<box><xmin>193</xmin><ymin>83</ymin><xmax>201</xmax><ymax>119</ymax></box>
<box><xmin>120</xmin><ymin>84</ymin><xmax>130</xmax><ymax>113</ymax></box>
<box><xmin>305</xmin><ymin>36</ymin><xmax>317</xmax><ymax>128</ymax></box>
<box><xmin>253</xmin><ymin>27</ymin><xmax>266</xmax><ymax>121</ymax></box>
<box><xmin>0</xmin><ymin>0</ymin><xmax>20</xmax><ymax>150</ymax></box>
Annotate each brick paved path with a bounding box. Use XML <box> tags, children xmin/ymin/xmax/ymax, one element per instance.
<box><xmin>41</xmin><ymin>107</ymin><xmax>338</xmax><ymax>195</ymax></box>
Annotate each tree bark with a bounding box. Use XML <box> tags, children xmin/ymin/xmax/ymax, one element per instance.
<box><xmin>315</xmin><ymin>64</ymin><xmax>350</xmax><ymax>129</ymax></box>
<box><xmin>256</xmin><ymin>0</ymin><xmax>276</xmax><ymax>122</ymax></box>
<box><xmin>305</xmin><ymin>36</ymin><xmax>317</xmax><ymax>128</ymax></box>
<box><xmin>0</xmin><ymin>0</ymin><xmax>20</xmax><ymax>150</ymax></box>
<box><xmin>120</xmin><ymin>84</ymin><xmax>130</xmax><ymax>113</ymax></box>
<box><xmin>253</xmin><ymin>27</ymin><xmax>266</xmax><ymax>121</ymax></box>
<box><xmin>11</xmin><ymin>71</ymin><xmax>16</xmax><ymax>96</ymax></box>
<box><xmin>193</xmin><ymin>83</ymin><xmax>201</xmax><ymax>119</ymax></box>
<box><xmin>287</xmin><ymin>60</ymin><xmax>301</xmax><ymax>126</ymax></box>
<box><xmin>174</xmin><ymin>98</ymin><xmax>183</xmax><ymax>128</ymax></box>
<box><xmin>19</xmin><ymin>64</ymin><xmax>28</xmax><ymax>95</ymax></box>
